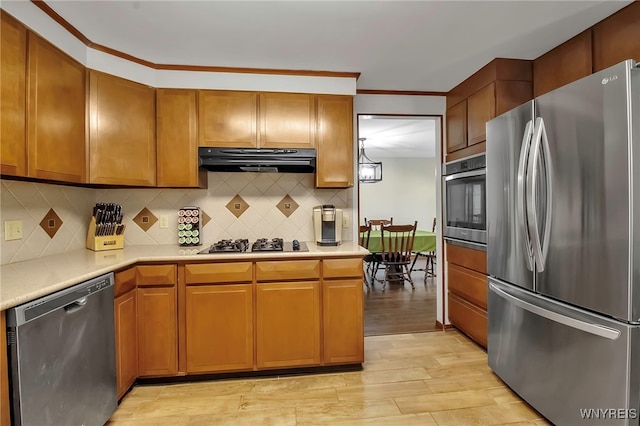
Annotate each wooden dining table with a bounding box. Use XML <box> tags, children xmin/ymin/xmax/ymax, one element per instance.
<box><xmin>364</xmin><ymin>229</ymin><xmax>436</xmax><ymax>253</ymax></box>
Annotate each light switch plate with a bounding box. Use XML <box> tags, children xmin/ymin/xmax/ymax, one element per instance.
<box><xmin>5</xmin><ymin>220</ymin><xmax>23</xmax><ymax>241</ymax></box>
<box><xmin>159</xmin><ymin>215</ymin><xmax>169</xmax><ymax>229</ymax></box>
<box><xmin>342</xmin><ymin>213</ymin><xmax>350</xmax><ymax>228</ymax></box>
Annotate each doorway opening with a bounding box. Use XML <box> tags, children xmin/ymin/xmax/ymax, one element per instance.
<box><xmin>357</xmin><ymin>114</ymin><xmax>441</xmax><ymax>336</ymax></box>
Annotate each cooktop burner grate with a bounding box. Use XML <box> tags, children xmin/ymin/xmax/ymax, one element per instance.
<box><xmin>252</xmin><ymin>238</ymin><xmax>284</xmax><ymax>252</ymax></box>
<box><xmin>207</xmin><ymin>239</ymin><xmax>249</xmax><ymax>253</ymax></box>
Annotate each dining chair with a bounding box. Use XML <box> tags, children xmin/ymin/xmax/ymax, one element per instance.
<box><xmin>410</xmin><ymin>217</ymin><xmax>437</xmax><ymax>282</ymax></box>
<box><xmin>375</xmin><ymin>221</ymin><xmax>417</xmax><ymax>291</ymax></box>
<box><xmin>365</xmin><ymin>217</ymin><xmax>393</xmax><ymax>231</ymax></box>
<box><xmin>359</xmin><ymin>224</ymin><xmax>376</xmax><ymax>290</ymax></box>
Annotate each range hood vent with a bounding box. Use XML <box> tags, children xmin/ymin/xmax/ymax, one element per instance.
<box><xmin>198</xmin><ymin>147</ymin><xmax>316</xmax><ymax>173</ymax></box>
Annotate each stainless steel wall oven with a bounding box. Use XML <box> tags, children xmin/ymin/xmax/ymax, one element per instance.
<box><xmin>443</xmin><ymin>153</ymin><xmax>487</xmax><ymax>245</ymax></box>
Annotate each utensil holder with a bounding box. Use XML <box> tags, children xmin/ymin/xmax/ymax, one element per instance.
<box><xmin>86</xmin><ymin>217</ymin><xmax>124</xmax><ymax>251</ymax></box>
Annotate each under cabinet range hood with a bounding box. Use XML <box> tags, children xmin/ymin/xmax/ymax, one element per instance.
<box><xmin>198</xmin><ymin>147</ymin><xmax>316</xmax><ymax>173</ymax></box>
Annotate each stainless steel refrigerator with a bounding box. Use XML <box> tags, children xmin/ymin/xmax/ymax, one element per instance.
<box><xmin>486</xmin><ymin>59</ymin><xmax>640</xmax><ymax>425</ymax></box>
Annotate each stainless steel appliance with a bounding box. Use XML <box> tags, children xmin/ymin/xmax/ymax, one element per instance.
<box><xmin>198</xmin><ymin>238</ymin><xmax>308</xmax><ymax>253</ymax></box>
<box><xmin>486</xmin><ymin>59</ymin><xmax>640</xmax><ymax>425</ymax></box>
<box><xmin>443</xmin><ymin>153</ymin><xmax>486</xmax><ymax>244</ymax></box>
<box><xmin>198</xmin><ymin>147</ymin><xmax>316</xmax><ymax>173</ymax></box>
<box><xmin>6</xmin><ymin>273</ymin><xmax>117</xmax><ymax>426</ymax></box>
<box><xmin>313</xmin><ymin>205</ymin><xmax>343</xmax><ymax>246</ymax></box>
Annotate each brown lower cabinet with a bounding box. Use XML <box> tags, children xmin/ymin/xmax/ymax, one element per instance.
<box><xmin>109</xmin><ymin>257</ymin><xmax>362</xmax><ymax>398</ymax></box>
<box><xmin>114</xmin><ymin>289</ymin><xmax>137</xmax><ymax>398</ymax></box>
<box><xmin>256</xmin><ymin>281</ymin><xmax>321</xmax><ymax>369</ymax></box>
<box><xmin>446</xmin><ymin>243</ymin><xmax>488</xmax><ymax>348</ymax></box>
<box><xmin>185</xmin><ymin>284</ymin><xmax>254</xmax><ymax>373</ymax></box>
<box><xmin>137</xmin><ymin>286</ymin><xmax>178</xmax><ymax>377</ymax></box>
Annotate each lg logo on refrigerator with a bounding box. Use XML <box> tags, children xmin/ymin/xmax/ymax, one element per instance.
<box><xmin>602</xmin><ymin>75</ymin><xmax>619</xmax><ymax>85</ymax></box>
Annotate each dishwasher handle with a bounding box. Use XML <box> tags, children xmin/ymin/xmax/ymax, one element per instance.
<box><xmin>64</xmin><ymin>296</ymin><xmax>89</xmax><ymax>314</ymax></box>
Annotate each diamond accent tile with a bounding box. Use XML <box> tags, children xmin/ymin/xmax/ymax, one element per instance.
<box><xmin>276</xmin><ymin>194</ymin><xmax>299</xmax><ymax>218</ymax></box>
<box><xmin>201</xmin><ymin>211</ymin><xmax>212</xmax><ymax>227</ymax></box>
<box><xmin>133</xmin><ymin>207</ymin><xmax>158</xmax><ymax>232</ymax></box>
<box><xmin>226</xmin><ymin>194</ymin><xmax>249</xmax><ymax>218</ymax></box>
<box><xmin>39</xmin><ymin>208</ymin><xmax>63</xmax><ymax>238</ymax></box>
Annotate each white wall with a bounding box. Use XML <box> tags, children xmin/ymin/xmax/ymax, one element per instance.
<box><xmin>354</xmin><ymin>94</ymin><xmax>447</xmax><ymax>326</ymax></box>
<box><xmin>359</xmin><ymin>157</ymin><xmax>437</xmax><ymax>231</ymax></box>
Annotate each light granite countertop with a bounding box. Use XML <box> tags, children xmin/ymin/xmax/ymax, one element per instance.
<box><xmin>0</xmin><ymin>242</ymin><xmax>368</xmax><ymax>311</ymax></box>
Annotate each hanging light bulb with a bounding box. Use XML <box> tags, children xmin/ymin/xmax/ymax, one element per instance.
<box><xmin>358</xmin><ymin>138</ymin><xmax>382</xmax><ymax>183</ymax></box>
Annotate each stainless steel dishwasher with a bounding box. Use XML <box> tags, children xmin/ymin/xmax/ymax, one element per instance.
<box><xmin>6</xmin><ymin>272</ymin><xmax>117</xmax><ymax>426</ymax></box>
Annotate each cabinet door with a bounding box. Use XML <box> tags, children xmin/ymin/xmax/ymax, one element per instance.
<box><xmin>316</xmin><ymin>95</ymin><xmax>354</xmax><ymax>188</ymax></box>
<box><xmin>137</xmin><ymin>286</ymin><xmax>177</xmax><ymax>376</ymax></box>
<box><xmin>448</xmin><ymin>292</ymin><xmax>487</xmax><ymax>348</ymax></box>
<box><xmin>199</xmin><ymin>90</ymin><xmax>257</xmax><ymax>148</ymax></box>
<box><xmin>89</xmin><ymin>70</ymin><xmax>156</xmax><ymax>186</ymax></box>
<box><xmin>259</xmin><ymin>92</ymin><xmax>315</xmax><ymax>148</ymax></box>
<box><xmin>1</xmin><ymin>11</ymin><xmax>27</xmax><ymax>177</ymax></box>
<box><xmin>467</xmin><ymin>83</ymin><xmax>495</xmax><ymax>145</ymax></box>
<box><xmin>256</xmin><ymin>282</ymin><xmax>321</xmax><ymax>368</ymax></box>
<box><xmin>157</xmin><ymin>89</ymin><xmax>205</xmax><ymax>188</ymax></box>
<box><xmin>114</xmin><ymin>289</ymin><xmax>137</xmax><ymax>398</ymax></box>
<box><xmin>446</xmin><ymin>100</ymin><xmax>467</xmax><ymax>153</ymax></box>
<box><xmin>186</xmin><ymin>284</ymin><xmax>253</xmax><ymax>373</ymax></box>
<box><xmin>27</xmin><ymin>33</ymin><xmax>86</xmax><ymax>183</ymax></box>
<box><xmin>323</xmin><ymin>279</ymin><xmax>364</xmax><ymax>365</ymax></box>
<box><xmin>592</xmin><ymin>2</ymin><xmax>640</xmax><ymax>72</ymax></box>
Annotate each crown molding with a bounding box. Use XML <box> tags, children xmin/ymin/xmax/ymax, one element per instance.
<box><xmin>356</xmin><ymin>89</ymin><xmax>447</xmax><ymax>96</ymax></box>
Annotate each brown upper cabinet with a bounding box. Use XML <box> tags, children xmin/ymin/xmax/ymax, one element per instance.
<box><xmin>27</xmin><ymin>32</ymin><xmax>87</xmax><ymax>183</ymax></box>
<box><xmin>259</xmin><ymin>92</ymin><xmax>316</xmax><ymax>149</ymax></box>
<box><xmin>445</xmin><ymin>100</ymin><xmax>467</xmax><ymax>153</ymax></box>
<box><xmin>89</xmin><ymin>70</ymin><xmax>156</xmax><ymax>186</ymax></box>
<box><xmin>533</xmin><ymin>30</ymin><xmax>592</xmax><ymax>97</ymax></box>
<box><xmin>199</xmin><ymin>90</ymin><xmax>257</xmax><ymax>148</ymax></box>
<box><xmin>1</xmin><ymin>11</ymin><xmax>27</xmax><ymax>177</ymax></box>
<box><xmin>156</xmin><ymin>89</ymin><xmax>206</xmax><ymax>188</ymax></box>
<box><xmin>446</xmin><ymin>59</ymin><xmax>532</xmax><ymax>161</ymax></box>
<box><xmin>199</xmin><ymin>90</ymin><xmax>317</xmax><ymax>149</ymax></box>
<box><xmin>467</xmin><ymin>83</ymin><xmax>496</xmax><ymax>146</ymax></box>
<box><xmin>592</xmin><ymin>2</ymin><xmax>640</xmax><ymax>73</ymax></box>
<box><xmin>316</xmin><ymin>95</ymin><xmax>354</xmax><ymax>188</ymax></box>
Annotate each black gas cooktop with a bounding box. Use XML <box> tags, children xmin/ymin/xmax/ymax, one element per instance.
<box><xmin>199</xmin><ymin>238</ymin><xmax>308</xmax><ymax>254</ymax></box>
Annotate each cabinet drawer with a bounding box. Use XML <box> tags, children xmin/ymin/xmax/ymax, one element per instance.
<box><xmin>137</xmin><ymin>265</ymin><xmax>177</xmax><ymax>286</ymax></box>
<box><xmin>448</xmin><ymin>263</ymin><xmax>487</xmax><ymax>309</ymax></box>
<box><xmin>323</xmin><ymin>258</ymin><xmax>363</xmax><ymax>279</ymax></box>
<box><xmin>114</xmin><ymin>267</ymin><xmax>136</xmax><ymax>297</ymax></box>
<box><xmin>256</xmin><ymin>260</ymin><xmax>320</xmax><ymax>281</ymax></box>
<box><xmin>446</xmin><ymin>243</ymin><xmax>487</xmax><ymax>274</ymax></box>
<box><xmin>448</xmin><ymin>292</ymin><xmax>487</xmax><ymax>348</ymax></box>
<box><xmin>185</xmin><ymin>262</ymin><xmax>253</xmax><ymax>284</ymax></box>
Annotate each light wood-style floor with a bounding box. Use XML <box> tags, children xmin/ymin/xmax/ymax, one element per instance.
<box><xmin>107</xmin><ymin>330</ymin><xmax>551</xmax><ymax>425</ymax></box>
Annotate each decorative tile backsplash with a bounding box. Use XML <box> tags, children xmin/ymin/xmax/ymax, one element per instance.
<box><xmin>0</xmin><ymin>172</ymin><xmax>353</xmax><ymax>264</ymax></box>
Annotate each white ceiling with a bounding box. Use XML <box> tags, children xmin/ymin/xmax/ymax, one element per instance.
<box><xmin>358</xmin><ymin>115</ymin><xmax>437</xmax><ymax>159</ymax></box>
<box><xmin>45</xmin><ymin>0</ymin><xmax>630</xmax><ymax>92</ymax></box>
<box><xmin>42</xmin><ymin>1</ymin><xmax>630</xmax><ymax>158</ymax></box>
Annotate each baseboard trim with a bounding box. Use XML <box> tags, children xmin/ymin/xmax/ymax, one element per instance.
<box><xmin>435</xmin><ymin>320</ymin><xmax>455</xmax><ymax>331</ymax></box>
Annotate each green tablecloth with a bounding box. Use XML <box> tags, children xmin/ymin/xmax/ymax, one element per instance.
<box><xmin>363</xmin><ymin>230</ymin><xmax>436</xmax><ymax>253</ymax></box>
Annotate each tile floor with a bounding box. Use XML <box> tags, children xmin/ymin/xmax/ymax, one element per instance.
<box><xmin>107</xmin><ymin>330</ymin><xmax>551</xmax><ymax>425</ymax></box>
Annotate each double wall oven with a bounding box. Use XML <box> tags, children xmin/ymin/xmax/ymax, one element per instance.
<box><xmin>443</xmin><ymin>153</ymin><xmax>486</xmax><ymax>246</ymax></box>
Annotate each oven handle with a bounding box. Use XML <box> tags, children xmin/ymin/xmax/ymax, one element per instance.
<box><xmin>444</xmin><ymin>169</ymin><xmax>486</xmax><ymax>181</ymax></box>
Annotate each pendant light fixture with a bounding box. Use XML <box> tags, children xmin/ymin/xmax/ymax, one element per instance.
<box><xmin>358</xmin><ymin>138</ymin><xmax>382</xmax><ymax>183</ymax></box>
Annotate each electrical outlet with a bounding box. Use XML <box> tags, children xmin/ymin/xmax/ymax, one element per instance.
<box><xmin>159</xmin><ymin>215</ymin><xmax>169</xmax><ymax>229</ymax></box>
<box><xmin>4</xmin><ymin>220</ymin><xmax>23</xmax><ymax>241</ymax></box>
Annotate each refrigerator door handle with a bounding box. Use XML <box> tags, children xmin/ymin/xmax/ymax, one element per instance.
<box><xmin>527</xmin><ymin>118</ymin><xmax>545</xmax><ymax>271</ymax></box>
<box><xmin>490</xmin><ymin>282</ymin><xmax>621</xmax><ymax>340</ymax></box>
<box><xmin>516</xmin><ymin>119</ymin><xmax>534</xmax><ymax>271</ymax></box>
<box><xmin>538</xmin><ymin>118</ymin><xmax>553</xmax><ymax>268</ymax></box>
